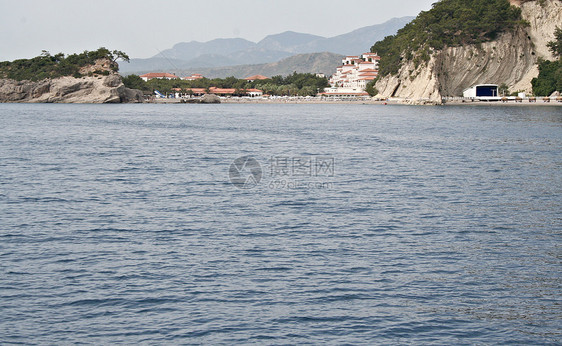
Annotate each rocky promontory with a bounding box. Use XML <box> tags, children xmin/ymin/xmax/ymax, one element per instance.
<box><xmin>373</xmin><ymin>0</ymin><xmax>562</xmax><ymax>104</ymax></box>
<box><xmin>0</xmin><ymin>74</ymin><xmax>143</xmax><ymax>103</ymax></box>
<box><xmin>0</xmin><ymin>49</ymin><xmax>144</xmax><ymax>103</ymax></box>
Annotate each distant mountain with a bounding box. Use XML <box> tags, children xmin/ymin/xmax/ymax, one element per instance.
<box><xmin>158</xmin><ymin>38</ymin><xmax>256</xmax><ymax>61</ymax></box>
<box><xmin>123</xmin><ymin>50</ymin><xmax>294</xmax><ymax>72</ymax></box>
<box><xmin>182</xmin><ymin>54</ymin><xmax>239</xmax><ymax>68</ymax></box>
<box><xmin>256</xmin><ymin>31</ymin><xmax>325</xmax><ymax>52</ymax></box>
<box><xmin>120</xmin><ymin>57</ymin><xmax>187</xmax><ymax>74</ymax></box>
<box><xmin>119</xmin><ymin>16</ymin><xmax>414</xmax><ymax>75</ymax></box>
<box><xmin>295</xmin><ymin>17</ymin><xmax>415</xmax><ymax>55</ymax></box>
<box><xmin>164</xmin><ymin>52</ymin><xmax>344</xmax><ymax>79</ymax></box>
<box><xmin>229</xmin><ymin>48</ymin><xmax>294</xmax><ymax>66</ymax></box>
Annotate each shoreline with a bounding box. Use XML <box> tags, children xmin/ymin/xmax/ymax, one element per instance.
<box><xmin>149</xmin><ymin>97</ymin><xmax>562</xmax><ymax>106</ymax></box>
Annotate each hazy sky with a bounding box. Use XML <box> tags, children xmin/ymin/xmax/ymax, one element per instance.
<box><xmin>0</xmin><ymin>0</ymin><xmax>435</xmax><ymax>61</ymax></box>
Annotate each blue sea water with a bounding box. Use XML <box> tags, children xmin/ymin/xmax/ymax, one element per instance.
<box><xmin>0</xmin><ymin>103</ymin><xmax>561</xmax><ymax>344</ymax></box>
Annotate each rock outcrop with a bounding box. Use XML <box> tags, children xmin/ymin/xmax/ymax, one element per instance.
<box><xmin>375</xmin><ymin>0</ymin><xmax>562</xmax><ymax>103</ymax></box>
<box><xmin>199</xmin><ymin>94</ymin><xmax>221</xmax><ymax>104</ymax></box>
<box><xmin>0</xmin><ymin>74</ymin><xmax>143</xmax><ymax>103</ymax></box>
<box><xmin>181</xmin><ymin>94</ymin><xmax>221</xmax><ymax>104</ymax></box>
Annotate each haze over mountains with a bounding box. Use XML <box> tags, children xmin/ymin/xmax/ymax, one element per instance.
<box><xmin>119</xmin><ymin>17</ymin><xmax>414</xmax><ymax>77</ymax></box>
<box><xmin>180</xmin><ymin>52</ymin><xmax>345</xmax><ymax>79</ymax></box>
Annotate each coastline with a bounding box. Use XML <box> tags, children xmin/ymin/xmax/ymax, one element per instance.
<box><xmin>149</xmin><ymin>97</ymin><xmax>562</xmax><ymax>106</ymax></box>
<box><xmin>442</xmin><ymin>99</ymin><xmax>562</xmax><ymax>107</ymax></box>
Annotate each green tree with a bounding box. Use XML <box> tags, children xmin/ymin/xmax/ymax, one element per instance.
<box><xmin>222</xmin><ymin>76</ymin><xmax>238</xmax><ymax>88</ymax></box>
<box><xmin>531</xmin><ymin>58</ymin><xmax>562</xmax><ymax>96</ymax></box>
<box><xmin>499</xmin><ymin>83</ymin><xmax>509</xmax><ymax>96</ymax></box>
<box><xmin>111</xmin><ymin>50</ymin><xmax>130</xmax><ymax>63</ymax></box>
<box><xmin>365</xmin><ymin>80</ymin><xmax>378</xmax><ymax>97</ymax></box>
<box><xmin>122</xmin><ymin>74</ymin><xmax>149</xmax><ymax>91</ymax></box>
<box><xmin>546</xmin><ymin>26</ymin><xmax>562</xmax><ymax>59</ymax></box>
<box><xmin>531</xmin><ymin>28</ymin><xmax>562</xmax><ymax>96</ymax></box>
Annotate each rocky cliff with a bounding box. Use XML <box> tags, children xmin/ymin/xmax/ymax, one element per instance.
<box><xmin>0</xmin><ymin>74</ymin><xmax>143</xmax><ymax>103</ymax></box>
<box><xmin>374</xmin><ymin>0</ymin><xmax>562</xmax><ymax>103</ymax></box>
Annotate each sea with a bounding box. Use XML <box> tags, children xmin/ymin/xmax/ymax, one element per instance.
<box><xmin>0</xmin><ymin>103</ymin><xmax>561</xmax><ymax>344</ymax></box>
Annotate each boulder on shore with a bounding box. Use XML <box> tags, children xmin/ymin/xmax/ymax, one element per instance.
<box><xmin>180</xmin><ymin>94</ymin><xmax>221</xmax><ymax>104</ymax></box>
<box><xmin>200</xmin><ymin>94</ymin><xmax>221</xmax><ymax>104</ymax></box>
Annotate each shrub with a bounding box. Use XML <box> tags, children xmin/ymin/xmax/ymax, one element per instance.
<box><xmin>531</xmin><ymin>58</ymin><xmax>562</xmax><ymax>96</ymax></box>
<box><xmin>122</xmin><ymin>74</ymin><xmax>150</xmax><ymax>91</ymax></box>
<box><xmin>365</xmin><ymin>80</ymin><xmax>379</xmax><ymax>96</ymax></box>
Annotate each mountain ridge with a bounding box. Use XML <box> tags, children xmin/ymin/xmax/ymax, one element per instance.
<box><xmin>119</xmin><ymin>16</ymin><xmax>413</xmax><ymax>75</ymax></box>
<box><xmin>157</xmin><ymin>52</ymin><xmax>344</xmax><ymax>79</ymax></box>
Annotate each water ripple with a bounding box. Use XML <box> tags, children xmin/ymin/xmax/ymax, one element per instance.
<box><xmin>0</xmin><ymin>103</ymin><xmax>560</xmax><ymax>344</ymax></box>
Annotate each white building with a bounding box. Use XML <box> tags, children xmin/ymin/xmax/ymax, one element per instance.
<box><xmin>139</xmin><ymin>72</ymin><xmax>180</xmax><ymax>82</ymax></box>
<box><xmin>245</xmin><ymin>89</ymin><xmax>263</xmax><ymax>97</ymax></box>
<box><xmin>463</xmin><ymin>84</ymin><xmax>500</xmax><ymax>100</ymax></box>
<box><xmin>183</xmin><ymin>74</ymin><xmax>204</xmax><ymax>81</ymax></box>
<box><xmin>325</xmin><ymin>53</ymin><xmax>380</xmax><ymax>95</ymax></box>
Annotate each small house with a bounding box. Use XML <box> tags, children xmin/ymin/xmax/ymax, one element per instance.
<box><xmin>246</xmin><ymin>89</ymin><xmax>263</xmax><ymax>97</ymax></box>
<box><xmin>463</xmin><ymin>84</ymin><xmax>499</xmax><ymax>99</ymax></box>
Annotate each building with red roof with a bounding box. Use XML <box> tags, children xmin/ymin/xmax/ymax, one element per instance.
<box><xmin>179</xmin><ymin>87</ymin><xmax>263</xmax><ymax>98</ymax></box>
<box><xmin>183</xmin><ymin>74</ymin><xmax>205</xmax><ymax>81</ymax></box>
<box><xmin>139</xmin><ymin>72</ymin><xmax>180</xmax><ymax>81</ymax></box>
<box><xmin>326</xmin><ymin>52</ymin><xmax>380</xmax><ymax>95</ymax></box>
<box><xmin>244</xmin><ymin>75</ymin><xmax>269</xmax><ymax>82</ymax></box>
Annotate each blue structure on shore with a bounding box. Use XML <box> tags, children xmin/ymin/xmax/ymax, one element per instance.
<box><xmin>154</xmin><ymin>90</ymin><xmax>167</xmax><ymax>98</ymax></box>
<box><xmin>463</xmin><ymin>84</ymin><xmax>500</xmax><ymax>100</ymax></box>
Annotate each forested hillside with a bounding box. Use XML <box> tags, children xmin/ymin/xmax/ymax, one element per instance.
<box><xmin>371</xmin><ymin>0</ymin><xmax>525</xmax><ymax>76</ymax></box>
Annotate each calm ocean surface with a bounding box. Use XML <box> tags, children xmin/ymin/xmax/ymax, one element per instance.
<box><xmin>0</xmin><ymin>103</ymin><xmax>561</xmax><ymax>344</ymax></box>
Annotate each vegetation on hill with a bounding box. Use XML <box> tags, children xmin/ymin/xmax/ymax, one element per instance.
<box><xmin>370</xmin><ymin>0</ymin><xmax>526</xmax><ymax>77</ymax></box>
<box><xmin>531</xmin><ymin>27</ymin><xmax>562</xmax><ymax>96</ymax></box>
<box><xmin>256</xmin><ymin>73</ymin><xmax>329</xmax><ymax>96</ymax></box>
<box><xmin>123</xmin><ymin>72</ymin><xmax>329</xmax><ymax>96</ymax></box>
<box><xmin>0</xmin><ymin>48</ymin><xmax>129</xmax><ymax>81</ymax></box>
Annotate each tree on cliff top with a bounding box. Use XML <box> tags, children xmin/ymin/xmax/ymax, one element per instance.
<box><xmin>110</xmin><ymin>50</ymin><xmax>130</xmax><ymax>64</ymax></box>
<box><xmin>0</xmin><ymin>47</ymin><xmax>129</xmax><ymax>81</ymax></box>
<box><xmin>371</xmin><ymin>0</ymin><xmax>525</xmax><ymax>77</ymax></box>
